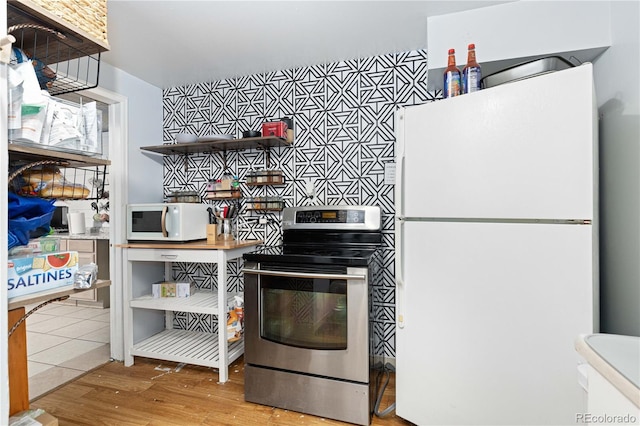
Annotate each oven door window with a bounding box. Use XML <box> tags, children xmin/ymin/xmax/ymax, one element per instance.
<box><xmin>260</xmin><ymin>275</ymin><xmax>347</xmax><ymax>350</ymax></box>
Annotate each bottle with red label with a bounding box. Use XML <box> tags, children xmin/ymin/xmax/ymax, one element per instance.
<box><xmin>443</xmin><ymin>48</ymin><xmax>461</xmax><ymax>98</ymax></box>
<box><xmin>462</xmin><ymin>43</ymin><xmax>482</xmax><ymax>94</ymax></box>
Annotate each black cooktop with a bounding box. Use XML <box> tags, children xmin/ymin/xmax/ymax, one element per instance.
<box><xmin>244</xmin><ymin>206</ymin><xmax>382</xmax><ymax>267</ymax></box>
<box><xmin>243</xmin><ymin>244</ymin><xmax>379</xmax><ymax>267</ymax></box>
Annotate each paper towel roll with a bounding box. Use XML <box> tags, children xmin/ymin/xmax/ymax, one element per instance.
<box><xmin>67</xmin><ymin>212</ymin><xmax>86</xmax><ymax>235</ymax></box>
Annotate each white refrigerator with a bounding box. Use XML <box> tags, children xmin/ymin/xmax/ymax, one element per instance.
<box><xmin>394</xmin><ymin>64</ymin><xmax>598</xmax><ymax>425</ymax></box>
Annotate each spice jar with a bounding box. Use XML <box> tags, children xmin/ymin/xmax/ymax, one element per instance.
<box><xmin>168</xmin><ymin>190</ymin><xmax>200</xmax><ymax>203</ymax></box>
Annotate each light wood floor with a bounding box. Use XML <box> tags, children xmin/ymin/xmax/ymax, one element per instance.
<box><xmin>31</xmin><ymin>356</ymin><xmax>415</xmax><ymax>426</ymax></box>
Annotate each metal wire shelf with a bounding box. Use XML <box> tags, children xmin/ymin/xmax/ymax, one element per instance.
<box><xmin>8</xmin><ymin>159</ymin><xmax>108</xmax><ymax>201</ymax></box>
<box><xmin>7</xmin><ymin>3</ymin><xmax>102</xmax><ymax>95</ymax></box>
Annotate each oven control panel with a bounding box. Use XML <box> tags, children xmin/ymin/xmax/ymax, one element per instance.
<box><xmin>283</xmin><ymin>205</ymin><xmax>381</xmax><ymax>231</ymax></box>
<box><xmin>294</xmin><ymin>209</ymin><xmax>364</xmax><ymax>224</ymax></box>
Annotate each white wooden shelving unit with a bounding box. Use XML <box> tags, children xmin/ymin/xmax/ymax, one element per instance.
<box><xmin>121</xmin><ymin>240</ymin><xmax>261</xmax><ymax>383</ymax></box>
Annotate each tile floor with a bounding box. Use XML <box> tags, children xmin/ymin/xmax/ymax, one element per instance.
<box><xmin>25</xmin><ymin>302</ymin><xmax>111</xmax><ymax>400</ymax></box>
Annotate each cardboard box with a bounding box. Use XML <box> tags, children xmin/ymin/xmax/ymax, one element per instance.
<box><xmin>219</xmin><ymin>178</ymin><xmax>232</xmax><ymax>190</ymax></box>
<box><xmin>9</xmin><ymin>409</ymin><xmax>58</xmax><ymax>425</ymax></box>
<box><xmin>176</xmin><ymin>281</ymin><xmax>196</xmax><ymax>298</ymax></box>
<box><xmin>8</xmin><ymin>236</ymin><xmax>61</xmax><ymax>257</ymax></box>
<box><xmin>152</xmin><ymin>281</ymin><xmax>196</xmax><ymax>298</ymax></box>
<box><xmin>161</xmin><ymin>282</ymin><xmax>176</xmax><ymax>297</ymax></box>
<box><xmin>8</xmin><ymin>251</ymin><xmax>79</xmax><ymax>299</ymax></box>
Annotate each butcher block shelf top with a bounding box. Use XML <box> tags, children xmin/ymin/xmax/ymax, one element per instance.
<box><xmin>8</xmin><ymin>279</ymin><xmax>111</xmax><ymax>311</ymax></box>
<box><xmin>119</xmin><ymin>240</ymin><xmax>263</xmax><ymax>250</ymax></box>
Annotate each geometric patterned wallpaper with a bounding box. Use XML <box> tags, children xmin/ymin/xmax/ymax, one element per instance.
<box><xmin>161</xmin><ymin>49</ymin><xmax>439</xmax><ymax>358</ymax></box>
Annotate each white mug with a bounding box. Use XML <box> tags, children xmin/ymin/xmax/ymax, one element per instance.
<box><xmin>67</xmin><ymin>212</ymin><xmax>86</xmax><ymax>235</ymax></box>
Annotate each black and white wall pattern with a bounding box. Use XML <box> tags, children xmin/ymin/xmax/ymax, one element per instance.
<box><xmin>161</xmin><ymin>49</ymin><xmax>439</xmax><ymax>358</ymax></box>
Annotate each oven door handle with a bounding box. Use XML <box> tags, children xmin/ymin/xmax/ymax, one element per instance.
<box><xmin>242</xmin><ymin>268</ymin><xmax>366</xmax><ymax>281</ymax></box>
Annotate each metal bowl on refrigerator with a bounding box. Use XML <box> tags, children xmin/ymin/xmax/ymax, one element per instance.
<box><xmin>480</xmin><ymin>56</ymin><xmax>574</xmax><ymax>89</ymax></box>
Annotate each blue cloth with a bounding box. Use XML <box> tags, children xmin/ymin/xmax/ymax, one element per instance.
<box><xmin>8</xmin><ymin>192</ymin><xmax>56</xmax><ymax>249</ymax></box>
<box><xmin>12</xmin><ymin>46</ymin><xmax>56</xmax><ymax>90</ymax></box>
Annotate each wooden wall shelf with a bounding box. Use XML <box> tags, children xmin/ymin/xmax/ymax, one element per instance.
<box><xmin>206</xmin><ymin>190</ymin><xmax>242</xmax><ymax>200</ymax></box>
<box><xmin>9</xmin><ymin>143</ymin><xmax>111</xmax><ymax>167</ymax></box>
<box><xmin>140</xmin><ymin>137</ymin><xmax>290</xmax><ymax>156</ymax></box>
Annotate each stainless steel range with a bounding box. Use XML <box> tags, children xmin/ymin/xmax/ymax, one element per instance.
<box><xmin>242</xmin><ymin>205</ymin><xmax>383</xmax><ymax>426</ymax></box>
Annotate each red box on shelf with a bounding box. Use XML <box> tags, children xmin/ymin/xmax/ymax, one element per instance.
<box><xmin>261</xmin><ymin>121</ymin><xmax>288</xmax><ymax>138</ymax></box>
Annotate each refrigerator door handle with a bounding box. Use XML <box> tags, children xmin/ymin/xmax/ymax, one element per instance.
<box><xmin>395</xmin><ymin>217</ymin><xmax>405</xmax><ymax>329</ymax></box>
<box><xmin>395</xmin><ymin>108</ymin><xmax>406</xmax><ymax>329</ymax></box>
<box><xmin>395</xmin><ymin>109</ymin><xmax>406</xmax><ymax>220</ymax></box>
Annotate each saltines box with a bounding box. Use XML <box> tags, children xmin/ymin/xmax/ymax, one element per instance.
<box><xmin>8</xmin><ymin>251</ymin><xmax>79</xmax><ymax>299</ymax></box>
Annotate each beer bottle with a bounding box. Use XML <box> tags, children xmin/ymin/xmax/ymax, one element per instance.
<box><xmin>462</xmin><ymin>43</ymin><xmax>482</xmax><ymax>94</ymax></box>
<box><xmin>443</xmin><ymin>49</ymin><xmax>461</xmax><ymax>98</ymax></box>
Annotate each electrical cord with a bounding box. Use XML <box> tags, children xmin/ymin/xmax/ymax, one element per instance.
<box><xmin>373</xmin><ymin>362</ymin><xmax>396</xmax><ymax>418</ymax></box>
<box><xmin>8</xmin><ymin>296</ymin><xmax>70</xmax><ymax>337</ymax></box>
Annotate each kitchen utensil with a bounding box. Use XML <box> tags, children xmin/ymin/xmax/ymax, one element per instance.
<box><xmin>214</xmin><ymin>205</ymin><xmax>224</xmax><ymax>220</ymax></box>
<box><xmin>176</xmin><ymin>133</ymin><xmax>197</xmax><ymax>143</ymax></box>
<box><xmin>207</xmin><ymin>207</ymin><xmax>216</xmax><ymax>224</ymax></box>
<box><xmin>242</xmin><ymin>130</ymin><xmax>261</xmax><ymax>138</ymax></box>
<box><xmin>227</xmin><ymin>203</ymin><xmax>236</xmax><ymax>218</ymax></box>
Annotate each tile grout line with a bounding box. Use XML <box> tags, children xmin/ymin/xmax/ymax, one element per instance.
<box><xmin>27</xmin><ymin>303</ymin><xmax>111</xmax><ymax>398</ymax></box>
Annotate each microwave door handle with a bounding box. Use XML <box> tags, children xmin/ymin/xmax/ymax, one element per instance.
<box><xmin>161</xmin><ymin>206</ymin><xmax>168</xmax><ymax>237</ymax></box>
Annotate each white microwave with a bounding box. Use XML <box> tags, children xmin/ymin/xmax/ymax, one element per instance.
<box><xmin>126</xmin><ymin>203</ymin><xmax>209</xmax><ymax>241</ymax></box>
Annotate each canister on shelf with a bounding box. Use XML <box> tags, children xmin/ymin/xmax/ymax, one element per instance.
<box><xmin>246</xmin><ymin>169</ymin><xmax>256</xmax><ymax>185</ymax></box>
<box><xmin>281</xmin><ymin>117</ymin><xmax>294</xmax><ymax>143</ymax></box>
<box><xmin>168</xmin><ymin>190</ymin><xmax>199</xmax><ymax>203</ymax></box>
<box><xmin>262</xmin><ymin>121</ymin><xmax>287</xmax><ymax>138</ymax></box>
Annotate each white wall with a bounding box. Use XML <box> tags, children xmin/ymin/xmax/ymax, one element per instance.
<box><xmin>97</xmin><ymin>61</ymin><xmax>164</xmax><ymax>204</ymax></box>
<box><xmin>593</xmin><ymin>0</ymin><xmax>640</xmax><ymax>336</ymax></box>
<box><xmin>89</xmin><ymin>62</ymin><xmax>163</xmax><ymax>361</ymax></box>
<box><xmin>426</xmin><ymin>1</ymin><xmax>611</xmax><ymax>90</ymax></box>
